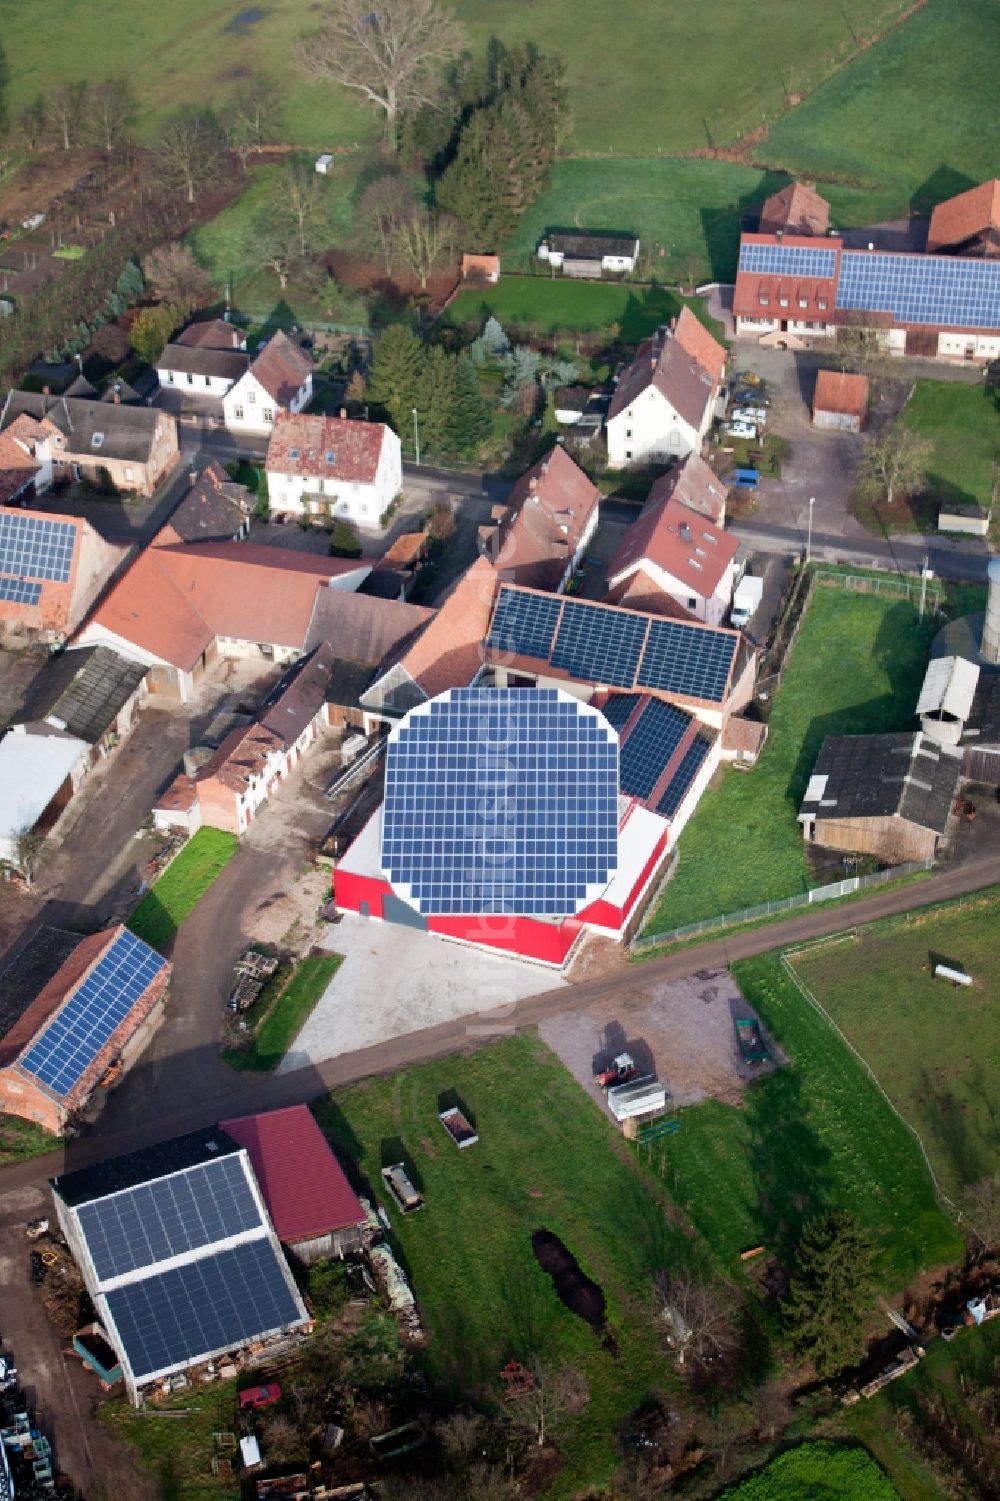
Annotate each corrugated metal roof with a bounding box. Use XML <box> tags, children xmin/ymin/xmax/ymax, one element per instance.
<box><xmin>916</xmin><ymin>655</ymin><xmax>980</xmax><ymax>721</ymax></box>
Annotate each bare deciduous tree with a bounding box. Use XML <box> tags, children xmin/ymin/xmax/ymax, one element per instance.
<box><xmin>962</xmin><ymin>1173</ymin><xmax>1000</xmax><ymax>1256</ymax></box>
<box><xmin>284</xmin><ymin>159</ymin><xmax>326</xmax><ymax>260</ymax></box>
<box><xmin>17</xmin><ymin>95</ymin><xmax>48</xmax><ymax>153</ymax></box>
<box><xmin>89</xmin><ymin>78</ymin><xmax>136</xmax><ymax>154</ymax></box>
<box><xmin>14</xmin><ymin>827</ymin><xmax>45</xmax><ymax>888</ymax></box>
<box><xmin>47</xmin><ymin>81</ymin><xmax>88</xmax><ymax>150</ymax></box>
<box><xmin>856</xmin><ymin>422</ymin><xmax>932</xmax><ymax>507</ymax></box>
<box><xmin>504</xmin><ymin>1360</ymin><xmax>588</xmax><ymax>1448</ymax></box>
<box><xmin>143</xmin><ymin>242</ymin><xmax>213</xmax><ymax>316</ymax></box>
<box><xmin>231</xmin><ymin>70</ymin><xmax>283</xmax><ymax>153</ymax></box>
<box><xmin>835</xmin><ymin>313</ymin><xmax>890</xmax><ymax>387</ymax></box>
<box><xmin>392</xmin><ymin>206</ymin><xmax>457</xmax><ymax>290</ymax></box>
<box><xmin>298</xmin><ymin>0</ymin><xmax>464</xmax><ymax>149</ymax></box>
<box><xmin>752</xmin><ymin>1379</ymin><xmax>793</xmax><ymax>1441</ymax></box>
<box><xmin>358</xmin><ymin>173</ymin><xmax>416</xmax><ymax>273</ymax></box>
<box><xmin>655</xmin><ymin>1272</ymin><xmax>738</xmax><ymax>1370</ymax></box>
<box><xmin>154</xmin><ymin>108</ymin><xmax>227</xmax><ymax>204</ymax></box>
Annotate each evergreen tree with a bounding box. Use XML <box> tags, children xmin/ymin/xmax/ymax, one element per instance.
<box><xmin>786</xmin><ymin>1211</ymin><xmax>876</xmax><ymax>1378</ymax></box>
<box><xmin>116</xmin><ymin>260</ymin><xmax>146</xmax><ymax>302</ymax></box>
<box><xmin>366</xmin><ymin>323</ymin><xmax>425</xmax><ymax>434</ymax></box>
<box><xmin>451</xmin><ymin>354</ymin><xmax>493</xmax><ymax>455</ymax></box>
<box><xmin>419</xmin><ymin>344</ymin><xmax>459</xmax><ymax>456</ymax></box>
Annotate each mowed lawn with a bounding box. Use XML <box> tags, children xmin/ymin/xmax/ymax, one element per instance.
<box><xmin>656</xmin><ymin>953</ymin><xmax>961</xmax><ymax>1286</ymax></box>
<box><xmin>646</xmin><ymin>585</ymin><xmax>935</xmax><ymax>935</ymax></box>
<box><xmin>902</xmin><ymin>380</ymin><xmax>999</xmax><ymax>516</ymax></box>
<box><xmin>127</xmin><ymin>828</ymin><xmax>237</xmax><ymax>952</ymax></box>
<box><xmin>313</xmin><ymin>1033</ymin><xmax>689</xmax><ymax>1494</ymax></box>
<box><xmin>788</xmin><ymin>891</ymin><xmax>1000</xmax><ymax>1202</ymax></box>
<box><xmin>444</xmin><ymin>276</ymin><xmax>725</xmax><ymax>342</ymax></box>
<box><xmin>225</xmin><ymin>954</ymin><xmax>342</xmax><ymax>1072</ymax></box>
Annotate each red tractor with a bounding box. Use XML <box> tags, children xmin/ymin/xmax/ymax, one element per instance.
<box><xmin>594</xmin><ymin>1052</ymin><xmax>639</xmax><ymax>1089</ymax></box>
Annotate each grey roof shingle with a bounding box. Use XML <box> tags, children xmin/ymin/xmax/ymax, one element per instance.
<box><xmin>1</xmin><ymin>392</ymin><xmax>167</xmax><ymax>464</ymax></box>
<box><xmin>157</xmin><ymin>345</ymin><xmax>249</xmax><ymax>382</ymax></box>
<box><xmin>164</xmin><ymin>461</ymin><xmax>252</xmax><ymax>543</ymax></box>
<box><xmin>800</xmin><ymin>732</ymin><xmax>962</xmax><ymax>833</ymax></box>
<box><xmin>16</xmin><ymin>646</ymin><xmax>147</xmax><ymax>743</ymax></box>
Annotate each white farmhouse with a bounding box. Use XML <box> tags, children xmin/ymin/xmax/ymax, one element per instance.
<box><xmin>605</xmin><ymin>494</ymin><xmax>739</xmax><ymax>625</ymax></box>
<box><xmin>223</xmin><ymin>330</ymin><xmax>313</xmax><ymax>436</ymax></box>
<box><xmin>605</xmin><ymin>308</ymin><xmax>726</xmax><ymax>469</ymax></box>
<box><xmin>156</xmin><ymin>343</ymin><xmax>249</xmax><ymax>399</ymax></box>
<box><xmin>537</xmin><ymin>232</ymin><xmax>639</xmax><ymax>278</ymax></box>
<box><xmin>266</xmin><ymin>412</ymin><xmax>402</xmax><ymax>527</ymax></box>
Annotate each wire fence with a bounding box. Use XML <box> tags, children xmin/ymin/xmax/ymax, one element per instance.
<box><xmin>631</xmin><ymin>859</ymin><xmax>932</xmax><ymax>951</ymax></box>
<box><xmin>812</xmin><ymin>568</ymin><xmax>945</xmax><ymax>612</ymax></box>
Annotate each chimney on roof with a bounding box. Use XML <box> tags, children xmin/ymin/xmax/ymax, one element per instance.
<box><xmin>340</xmin><ymin>407</ymin><xmax>347</xmax><ymax>420</ymax></box>
<box><xmin>775</xmin><ymin>228</ymin><xmax>783</xmax><ymax>240</ymax></box>
<box><xmin>670</xmin><ymin>316</ymin><xmax>677</xmax><ymax>331</ymax></box>
<box><xmin>42</xmin><ymin>385</ymin><xmax>50</xmax><ymax>396</ymax></box>
<box><xmin>188</xmin><ymin>465</ymin><xmax>198</xmax><ymax>485</ymax></box>
<box><xmin>529</xmin><ymin>477</ymin><xmax>538</xmax><ymax>492</ymax></box>
<box><xmin>680</xmin><ymin>522</ymin><xmax>692</xmax><ymax>541</ymax></box>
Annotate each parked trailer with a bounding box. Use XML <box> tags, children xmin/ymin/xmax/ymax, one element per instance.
<box><xmin>607</xmin><ymin>1074</ymin><xmax>667</xmax><ymax>1122</ymax></box>
<box><xmin>439</xmin><ymin>1107</ymin><xmax>478</xmax><ymax>1148</ymax></box>
<box><xmin>736</xmin><ymin>1017</ymin><xmax>769</xmax><ymax>1064</ymax></box>
<box><xmin>381</xmin><ymin>1163</ymin><xmax>424</xmax><ymax>1213</ymax></box>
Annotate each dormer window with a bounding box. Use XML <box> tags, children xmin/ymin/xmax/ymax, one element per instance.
<box><xmin>817</xmin><ymin>297</ymin><xmax>828</xmax><ymax>310</ymax></box>
<box><xmin>778</xmin><ymin>296</ymin><xmax>789</xmax><ymax>308</ymax></box>
<box><xmin>91</xmin><ymin>432</ymin><xmax>104</xmax><ymax>450</ymax></box>
<box><xmin>325</xmin><ymin>450</ymin><xmax>335</xmax><ymax>463</ymax></box>
<box><xmin>758</xmin><ymin>293</ymin><xmax>770</xmax><ymax>306</ymax></box>
<box><xmin>289</xmin><ymin>447</ymin><xmax>300</xmax><ymax>460</ymax></box>
<box><xmin>798</xmin><ymin>298</ymin><xmax>808</xmax><ymax>309</ymax></box>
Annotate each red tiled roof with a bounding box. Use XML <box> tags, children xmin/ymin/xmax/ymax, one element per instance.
<box><xmin>176</xmin><ymin>319</ymin><xmax>246</xmax><ymax>350</ymax></box>
<box><xmin>927</xmin><ymin>179</ymin><xmax>1000</xmax><ymax>253</ymax></box>
<box><xmin>462</xmin><ymin>253</ymin><xmax>500</xmax><ymax>276</ymax></box>
<box><xmin>249</xmin><ymin>330</ymin><xmax>313</xmax><ymax>405</ymax></box>
<box><xmin>813</xmin><ymin>369</ymin><xmax>869</xmax><ymax>419</ymax></box>
<box><xmin>758</xmin><ymin>181</ymin><xmax>831</xmax><ymax>237</ymax></box>
<box><xmin>266</xmin><ymin>411</ymin><xmax>391</xmax><ymax>486</ymax></box>
<box><xmin>397</xmin><ymin>556</ymin><xmax>497</xmax><ymax>697</ymax></box>
<box><xmin>491</xmin><ymin>446</ymin><xmax>600</xmax><ymax>591</ymax></box>
<box><xmin>221</xmin><ymin>1105</ymin><xmax>366</xmax><ymax>1241</ymax></box>
<box><xmin>722</xmin><ymin>716</ymin><xmax>767</xmax><ymax>756</ymax></box>
<box><xmin>608</xmin><ymin>329</ymin><xmax>718</xmax><ymax>431</ymax></box>
<box><xmin>603</xmin><ymin>569</ymin><xmax>698</xmax><ymax>620</ymax></box>
<box><xmin>376</xmin><ymin>531</ymin><xmax>428</xmax><ymax>568</ymax></box>
<box><xmin>607</xmin><ymin>495</ymin><xmax>738</xmax><ymax>599</ymax></box>
<box><xmin>733</xmin><ymin>234</ymin><xmax>840</xmax><ymax>320</ymax></box>
<box><xmin>0</xmin><ymin>430</ymin><xmax>41</xmax><ymax>504</ymax></box>
<box><xmin>646</xmin><ymin>453</ymin><xmax>727</xmax><ymax>524</ymax></box>
<box><xmin>83</xmin><ymin>541</ymin><xmax>366</xmax><ymax>670</ymax></box>
<box><xmin>672</xmin><ymin>306</ymin><xmax>726</xmax><ymax>384</ymax></box>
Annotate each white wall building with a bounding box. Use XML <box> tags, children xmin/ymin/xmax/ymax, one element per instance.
<box><xmin>605</xmin><ymin>309</ymin><xmax>726</xmax><ymax>469</ymax></box>
<box><xmin>223</xmin><ymin>331</ymin><xmax>313</xmax><ymax>436</ymax></box>
<box><xmin>266</xmin><ymin>412</ymin><xmax>402</xmax><ymax>527</ymax></box>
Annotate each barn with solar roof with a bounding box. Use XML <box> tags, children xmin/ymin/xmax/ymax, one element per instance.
<box><xmin>0</xmin><ymin>505</ymin><xmax>124</xmax><ymax>639</ymax></box>
<box><xmin>0</xmin><ymin>924</ymin><xmax>171</xmax><ymax>1133</ymax></box>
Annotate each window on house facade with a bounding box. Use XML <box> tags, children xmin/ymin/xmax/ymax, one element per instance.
<box><xmin>688</xmin><ymin>597</ymin><xmax>698</xmax><ymax>609</ymax></box>
<box><xmin>165</xmin><ymin>371</ymin><xmax>174</xmax><ymax>384</ymax></box>
<box><xmin>247</xmin><ymin>389</ymin><xmax>256</xmax><ymax>403</ymax></box>
<box><xmin>125</xmin><ymin>467</ymin><xmax>134</xmax><ymax>481</ymax></box>
<box><xmin>204</xmin><ymin>375</ymin><xmax>211</xmax><ymax>387</ymax></box>
<box><xmin>234</xmin><ymin>405</ymin><xmax>244</xmax><ymax>420</ymax></box>
<box><xmin>625</xmin><ymin>428</ymin><xmax>632</xmax><ymax>438</ymax></box>
<box><xmin>625</xmin><ymin>450</ymin><xmax>632</xmax><ymax>460</ymax></box>
<box><xmin>187</xmin><ymin>373</ymin><xmax>194</xmax><ymax>385</ymax></box>
<box><xmin>263</xmin><ymin>409</ymin><xmax>274</xmax><ymax>423</ymax></box>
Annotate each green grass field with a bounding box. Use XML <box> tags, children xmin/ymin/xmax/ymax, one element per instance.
<box><xmin>655</xmin><ymin>952</ymin><xmax>962</xmax><ymax>1284</ymax></box>
<box><xmin>313</xmin><ymin>1032</ymin><xmax>692</xmax><ymax>1495</ymax></box>
<box><xmin>718</xmin><ymin>1442</ymin><xmax>899</xmax><ymax>1501</ymax></box>
<box><xmin>0</xmin><ymin>1114</ymin><xmax>60</xmax><ymax>1167</ymax></box>
<box><xmin>127</xmin><ymin>828</ymin><xmax>237</xmax><ymax>951</ymax></box>
<box><xmin>102</xmin><ymin>1380</ymin><xmax>239</xmax><ymax>1501</ymax></box>
<box><xmin>444</xmin><ymin>276</ymin><xmax>725</xmax><ymax>341</ymax></box>
<box><xmin>646</xmin><ymin>584</ymin><xmax>935</xmax><ymax>935</ymax></box>
<box><xmin>224</xmin><ymin>953</ymin><xmax>342</xmax><ymax>1072</ymax></box>
<box><xmin>787</xmin><ymin>891</ymin><xmax>1000</xmax><ymax>1202</ymax></box>
<box><xmin>902</xmin><ymin>380</ymin><xmax>1000</xmax><ymax>516</ymax></box>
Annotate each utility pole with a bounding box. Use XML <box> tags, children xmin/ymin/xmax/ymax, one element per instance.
<box><xmin>806</xmin><ymin>495</ymin><xmax>815</xmax><ymax>564</ymax></box>
<box><xmin>918</xmin><ymin>555</ymin><xmax>930</xmax><ymax>621</ymax></box>
<box><xmin>412</xmin><ymin>406</ymin><xmax>420</xmax><ymax>467</ymax></box>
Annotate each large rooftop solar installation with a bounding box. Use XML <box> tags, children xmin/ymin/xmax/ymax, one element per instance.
<box><xmin>487</xmin><ymin>585</ymin><xmax>562</xmax><ymax>661</ymax></box>
<box><xmin>600</xmin><ymin>693</ymin><xmax>642</xmax><ymax>732</ymax></box>
<box><xmin>836</xmin><ymin>251</ymin><xmax>1000</xmax><ymax>330</ymax></box>
<box><xmin>104</xmin><ymin>1237</ymin><xmax>302</xmax><ymax>1381</ymax></box>
<box><xmin>657</xmin><ymin>736</ymin><xmax>712</xmax><ymax>818</ymax></box>
<box><xmin>19</xmin><ymin>929</ymin><xmax>166</xmax><ymax>1098</ymax></box>
<box><xmin>381</xmin><ymin>687</ymin><xmax>618</xmax><ymax>916</ymax></box>
<box><xmin>739</xmin><ymin>242</ymin><xmax>837</xmax><ymax>279</ymax></box>
<box><xmin>550</xmin><ymin>598</ymin><xmax>649</xmax><ymax>688</ymax></box>
<box><xmin>637</xmin><ymin>618</ymin><xmax>736</xmax><ymax>702</ymax></box>
<box><xmin>619</xmin><ymin>700</ymin><xmax>692</xmax><ymax>802</ymax></box>
<box><xmin>0</xmin><ymin>512</ymin><xmax>76</xmax><ymax>582</ymax></box>
<box><xmin>78</xmin><ymin>1156</ymin><xmax>262</xmax><ymax>1282</ymax></box>
<box><xmin>0</xmin><ymin>576</ymin><xmax>42</xmax><ymax>606</ymax></box>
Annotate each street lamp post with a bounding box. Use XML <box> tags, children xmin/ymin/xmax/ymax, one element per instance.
<box><xmin>806</xmin><ymin>495</ymin><xmax>815</xmax><ymax>564</ymax></box>
<box><xmin>412</xmin><ymin>407</ymin><xmax>420</xmax><ymax>467</ymax></box>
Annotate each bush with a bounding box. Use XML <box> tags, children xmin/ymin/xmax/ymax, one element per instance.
<box><xmin>329</xmin><ymin>520</ymin><xmax>362</xmax><ymax>557</ymax></box>
<box><xmin>379</xmin><ymin>493</ymin><xmax>403</xmax><ymax>529</ymax></box>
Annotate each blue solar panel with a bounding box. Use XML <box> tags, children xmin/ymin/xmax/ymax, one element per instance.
<box><xmin>619</xmin><ymin>700</ymin><xmax>693</xmax><ymax>802</ymax></box>
<box><xmin>487</xmin><ymin>586</ymin><xmax>562</xmax><ymax>661</ymax></box>
<box><xmin>600</xmin><ymin>693</ymin><xmax>642</xmax><ymax>731</ymax></box>
<box><xmin>0</xmin><ymin>512</ymin><xmax>76</xmax><ymax>582</ymax></box>
<box><xmin>19</xmin><ymin>930</ymin><xmax>167</xmax><ymax>1098</ymax></box>
<box><xmin>381</xmin><ymin>687</ymin><xmax>618</xmax><ymax>916</ymax></box>
<box><xmin>0</xmin><ymin>576</ymin><xmax>42</xmax><ymax>605</ymax></box>
<box><xmin>739</xmin><ymin>242</ymin><xmax>837</xmax><ymax>279</ymax></box>
<box><xmin>104</xmin><ymin>1238</ymin><xmax>303</xmax><ymax>1381</ymax></box>
<box><xmin>656</xmin><ymin>735</ymin><xmax>712</xmax><ymax>818</ymax></box>
<box><xmin>551</xmin><ymin>599</ymin><xmax>648</xmax><ymax>688</ymax></box>
<box><xmin>836</xmin><ymin>251</ymin><xmax>1000</xmax><ymax>330</ymax></box>
<box><xmin>637</xmin><ymin>619</ymin><xmax>736</xmax><ymax>702</ymax></box>
<box><xmin>78</xmin><ymin>1156</ymin><xmax>262</xmax><ymax>1282</ymax></box>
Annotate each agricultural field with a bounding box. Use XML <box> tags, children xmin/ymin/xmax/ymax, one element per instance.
<box><xmin>313</xmin><ymin>1032</ymin><xmax>689</xmax><ymax>1495</ymax></box>
<box><xmin>444</xmin><ymin>276</ymin><xmax>725</xmax><ymax>342</ymax></box>
<box><xmin>127</xmin><ymin>828</ymin><xmax>237</xmax><ymax>951</ymax></box>
<box><xmin>787</xmin><ymin>890</ymin><xmax>1000</xmax><ymax>1203</ymax></box>
<box><xmin>653</xmin><ymin>952</ymin><xmax>961</xmax><ymax>1287</ymax></box>
<box><xmin>646</xmin><ymin>583</ymin><xmax>936</xmax><ymax>935</ymax></box>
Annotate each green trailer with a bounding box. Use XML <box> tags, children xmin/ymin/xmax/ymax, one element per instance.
<box><xmin>736</xmin><ymin>1016</ymin><xmax>769</xmax><ymax>1064</ymax></box>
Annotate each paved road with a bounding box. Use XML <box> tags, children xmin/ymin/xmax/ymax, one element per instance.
<box><xmin>2</xmin><ymin>845</ymin><xmax>996</xmax><ymax>1220</ymax></box>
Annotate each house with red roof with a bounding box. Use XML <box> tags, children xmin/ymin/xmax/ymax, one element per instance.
<box><xmin>266</xmin><ymin>411</ymin><xmax>402</xmax><ymax>527</ymax></box>
<box><xmin>223</xmin><ymin>330</ymin><xmax>314</xmax><ymax>436</ymax></box>
<box><xmin>221</xmin><ymin>1105</ymin><xmax>368</xmax><ymax>1262</ymax></box>
<box><xmin>926</xmin><ymin>179</ymin><xmax>1000</xmax><ymax>258</ymax></box>
<box><xmin>758</xmin><ymin>181</ymin><xmax>831</xmax><ymax>238</ymax></box>
<box><xmin>605</xmin><ymin>496</ymin><xmax>739</xmax><ymax>626</ymax></box>
<box><xmin>482</xmin><ymin>445</ymin><xmax>600</xmax><ymax>592</ymax></box>
<box><xmin>0</xmin><ymin>505</ymin><xmax>125</xmax><ymax>641</ymax></box>
<box><xmin>812</xmin><ymin>370</ymin><xmax>869</xmax><ymax>432</ymax></box>
<box><xmin>645</xmin><ymin>452</ymin><xmax>728</xmax><ymax>526</ymax></box>
<box><xmin>605</xmin><ymin>308</ymin><xmax>726</xmax><ymax>468</ymax></box>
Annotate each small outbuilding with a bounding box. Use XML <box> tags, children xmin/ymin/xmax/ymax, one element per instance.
<box><xmin>812</xmin><ymin>370</ymin><xmax>869</xmax><ymax>431</ymax></box>
<box><xmin>315</xmin><ymin>153</ymin><xmax>334</xmax><ymax>174</ymax></box>
<box><xmin>461</xmin><ymin>253</ymin><xmax>499</xmax><ymax>283</ymax></box>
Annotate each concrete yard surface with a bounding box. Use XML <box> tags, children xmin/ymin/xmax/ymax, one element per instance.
<box><xmin>280</xmin><ymin>915</ymin><xmax>568</xmax><ymax>1071</ymax></box>
<box><xmin>539</xmin><ymin>968</ymin><xmax>783</xmax><ymax>1122</ymax></box>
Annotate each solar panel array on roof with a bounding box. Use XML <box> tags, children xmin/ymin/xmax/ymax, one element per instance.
<box><xmin>104</xmin><ymin>1237</ymin><xmax>302</xmax><ymax>1381</ymax></box>
<box><xmin>656</xmin><ymin>736</ymin><xmax>711</xmax><ymax>818</ymax></box>
<box><xmin>600</xmin><ymin>693</ymin><xmax>642</xmax><ymax>731</ymax></box>
<box><xmin>638</xmin><ymin>618</ymin><xmax>736</xmax><ymax>701</ymax></box>
<box><xmin>0</xmin><ymin>512</ymin><xmax>76</xmax><ymax>582</ymax></box>
<box><xmin>19</xmin><ymin>929</ymin><xmax>166</xmax><ymax>1098</ymax></box>
<box><xmin>77</xmin><ymin>1156</ymin><xmax>262</xmax><ymax>1282</ymax></box>
<box><xmin>382</xmin><ymin>688</ymin><xmax>618</xmax><ymax>916</ymax></box>
<box><xmin>551</xmin><ymin>598</ymin><xmax>649</xmax><ymax>688</ymax></box>
<box><xmin>0</xmin><ymin>576</ymin><xmax>42</xmax><ymax>605</ymax></box>
<box><xmin>486</xmin><ymin>585</ymin><xmax>562</xmax><ymax>661</ymax></box>
<box><xmin>619</xmin><ymin>700</ymin><xmax>692</xmax><ymax>801</ymax></box>
<box><xmin>836</xmin><ymin>251</ymin><xmax>1000</xmax><ymax>329</ymax></box>
<box><xmin>739</xmin><ymin>243</ymin><xmax>837</xmax><ymax>279</ymax></box>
